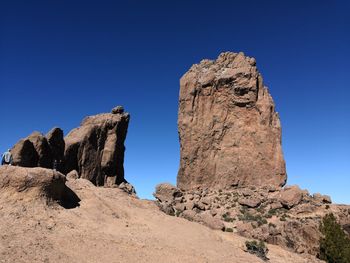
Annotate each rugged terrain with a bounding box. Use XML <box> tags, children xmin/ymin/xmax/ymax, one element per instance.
<box><xmin>0</xmin><ymin>166</ymin><xmax>322</xmax><ymax>263</ymax></box>
<box><xmin>155</xmin><ymin>183</ymin><xmax>350</xmax><ymax>257</ymax></box>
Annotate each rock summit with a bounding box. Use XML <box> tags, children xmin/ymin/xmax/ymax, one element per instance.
<box><xmin>177</xmin><ymin>52</ymin><xmax>287</xmax><ymax>190</ymax></box>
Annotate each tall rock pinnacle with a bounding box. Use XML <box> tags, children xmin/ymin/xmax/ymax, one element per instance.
<box><xmin>177</xmin><ymin>52</ymin><xmax>287</xmax><ymax>190</ymax></box>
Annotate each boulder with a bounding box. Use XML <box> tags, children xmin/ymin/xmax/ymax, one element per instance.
<box><xmin>64</xmin><ymin>106</ymin><xmax>130</xmax><ymax>186</ymax></box>
<box><xmin>111</xmin><ymin>106</ymin><xmax>124</xmax><ymax>114</ymax></box>
<box><xmin>27</xmin><ymin>132</ymin><xmax>52</xmax><ymax>168</ymax></box>
<box><xmin>66</xmin><ymin>170</ymin><xmax>79</xmax><ymax>180</ymax></box>
<box><xmin>279</xmin><ymin>185</ymin><xmax>307</xmax><ymax>209</ymax></box>
<box><xmin>154</xmin><ymin>183</ymin><xmax>182</xmax><ymax>203</ymax></box>
<box><xmin>11</xmin><ymin>128</ymin><xmax>65</xmax><ymax>171</ymax></box>
<box><xmin>313</xmin><ymin>193</ymin><xmax>332</xmax><ymax>204</ymax></box>
<box><xmin>11</xmin><ymin>139</ymin><xmax>38</xmax><ymax>167</ymax></box>
<box><xmin>238</xmin><ymin>197</ymin><xmax>261</xmax><ymax>208</ymax></box>
<box><xmin>0</xmin><ymin>165</ymin><xmax>66</xmax><ymax>201</ymax></box>
<box><xmin>177</xmin><ymin>52</ymin><xmax>286</xmax><ymax>190</ymax></box>
<box><xmin>118</xmin><ymin>182</ymin><xmax>137</xmax><ymax>196</ymax></box>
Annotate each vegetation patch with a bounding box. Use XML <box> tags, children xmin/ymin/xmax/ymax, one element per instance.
<box><xmin>245</xmin><ymin>240</ymin><xmax>269</xmax><ymax>261</ymax></box>
<box><xmin>318</xmin><ymin>213</ymin><xmax>350</xmax><ymax>263</ymax></box>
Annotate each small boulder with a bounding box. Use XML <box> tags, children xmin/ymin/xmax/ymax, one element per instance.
<box><xmin>111</xmin><ymin>106</ymin><xmax>124</xmax><ymax>114</ymax></box>
<box><xmin>313</xmin><ymin>193</ymin><xmax>332</xmax><ymax>204</ymax></box>
<box><xmin>154</xmin><ymin>183</ymin><xmax>182</xmax><ymax>203</ymax></box>
<box><xmin>238</xmin><ymin>197</ymin><xmax>261</xmax><ymax>208</ymax></box>
<box><xmin>118</xmin><ymin>182</ymin><xmax>137</xmax><ymax>196</ymax></box>
<box><xmin>66</xmin><ymin>170</ymin><xmax>79</xmax><ymax>180</ymax></box>
<box><xmin>279</xmin><ymin>185</ymin><xmax>307</xmax><ymax>209</ymax></box>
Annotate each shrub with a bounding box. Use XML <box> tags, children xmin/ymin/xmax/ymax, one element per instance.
<box><xmin>225</xmin><ymin>227</ymin><xmax>233</xmax><ymax>232</ymax></box>
<box><xmin>222</xmin><ymin>212</ymin><xmax>235</xmax><ymax>222</ymax></box>
<box><xmin>319</xmin><ymin>213</ymin><xmax>350</xmax><ymax>263</ymax></box>
<box><xmin>245</xmin><ymin>240</ymin><xmax>269</xmax><ymax>261</ymax></box>
<box><xmin>239</xmin><ymin>210</ymin><xmax>267</xmax><ymax>226</ymax></box>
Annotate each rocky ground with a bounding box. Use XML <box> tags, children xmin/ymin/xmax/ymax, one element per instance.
<box><xmin>0</xmin><ymin>166</ymin><xmax>323</xmax><ymax>263</ymax></box>
<box><xmin>154</xmin><ymin>183</ymin><xmax>350</xmax><ymax>258</ymax></box>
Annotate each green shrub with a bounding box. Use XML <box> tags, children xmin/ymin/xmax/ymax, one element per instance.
<box><xmin>245</xmin><ymin>240</ymin><xmax>269</xmax><ymax>261</ymax></box>
<box><xmin>239</xmin><ymin>210</ymin><xmax>267</xmax><ymax>226</ymax></box>
<box><xmin>319</xmin><ymin>213</ymin><xmax>350</xmax><ymax>263</ymax></box>
<box><xmin>222</xmin><ymin>212</ymin><xmax>235</xmax><ymax>222</ymax></box>
<box><xmin>225</xmin><ymin>227</ymin><xmax>233</xmax><ymax>232</ymax></box>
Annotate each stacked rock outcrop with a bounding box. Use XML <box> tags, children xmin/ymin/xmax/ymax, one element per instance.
<box><xmin>11</xmin><ymin>106</ymin><xmax>130</xmax><ymax>188</ymax></box>
<box><xmin>177</xmin><ymin>52</ymin><xmax>286</xmax><ymax>190</ymax></box>
<box><xmin>11</xmin><ymin>127</ymin><xmax>65</xmax><ymax>171</ymax></box>
<box><xmin>64</xmin><ymin>106</ymin><xmax>130</xmax><ymax>186</ymax></box>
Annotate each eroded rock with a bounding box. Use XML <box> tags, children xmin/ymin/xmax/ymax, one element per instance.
<box><xmin>177</xmin><ymin>52</ymin><xmax>286</xmax><ymax>190</ymax></box>
<box><xmin>64</xmin><ymin>106</ymin><xmax>130</xmax><ymax>186</ymax></box>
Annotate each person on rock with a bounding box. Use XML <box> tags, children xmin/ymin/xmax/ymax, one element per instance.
<box><xmin>1</xmin><ymin>149</ymin><xmax>13</xmax><ymax>165</ymax></box>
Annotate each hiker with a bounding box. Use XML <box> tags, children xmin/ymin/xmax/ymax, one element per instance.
<box><xmin>1</xmin><ymin>149</ymin><xmax>13</xmax><ymax>165</ymax></box>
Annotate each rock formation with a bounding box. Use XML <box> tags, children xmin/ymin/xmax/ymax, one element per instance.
<box><xmin>154</xmin><ymin>183</ymin><xmax>350</xmax><ymax>256</ymax></box>
<box><xmin>64</xmin><ymin>106</ymin><xmax>130</xmax><ymax>186</ymax></box>
<box><xmin>177</xmin><ymin>52</ymin><xmax>286</xmax><ymax>190</ymax></box>
<box><xmin>11</xmin><ymin>127</ymin><xmax>65</xmax><ymax>171</ymax></box>
<box><xmin>0</xmin><ymin>165</ymin><xmax>71</xmax><ymax>205</ymax></box>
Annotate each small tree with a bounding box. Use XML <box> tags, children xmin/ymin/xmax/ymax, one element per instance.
<box><xmin>319</xmin><ymin>213</ymin><xmax>350</xmax><ymax>263</ymax></box>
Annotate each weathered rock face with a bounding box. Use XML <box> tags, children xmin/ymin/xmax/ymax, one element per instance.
<box><xmin>11</xmin><ymin>127</ymin><xmax>65</xmax><ymax>171</ymax></box>
<box><xmin>177</xmin><ymin>52</ymin><xmax>287</xmax><ymax>190</ymax></box>
<box><xmin>46</xmin><ymin>127</ymin><xmax>65</xmax><ymax>165</ymax></box>
<box><xmin>64</xmin><ymin>106</ymin><xmax>130</xmax><ymax>186</ymax></box>
<box><xmin>11</xmin><ymin>139</ymin><xmax>38</xmax><ymax>167</ymax></box>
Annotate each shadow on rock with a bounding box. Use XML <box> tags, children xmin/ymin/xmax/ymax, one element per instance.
<box><xmin>59</xmin><ymin>185</ymin><xmax>81</xmax><ymax>209</ymax></box>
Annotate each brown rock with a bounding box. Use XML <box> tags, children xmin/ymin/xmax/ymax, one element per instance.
<box><xmin>64</xmin><ymin>107</ymin><xmax>130</xmax><ymax>186</ymax></box>
<box><xmin>154</xmin><ymin>183</ymin><xmax>182</xmax><ymax>203</ymax></box>
<box><xmin>46</xmin><ymin>127</ymin><xmax>65</xmax><ymax>164</ymax></box>
<box><xmin>11</xmin><ymin>139</ymin><xmax>38</xmax><ymax>167</ymax></box>
<box><xmin>111</xmin><ymin>105</ymin><xmax>124</xmax><ymax>114</ymax></box>
<box><xmin>279</xmin><ymin>185</ymin><xmax>307</xmax><ymax>209</ymax></box>
<box><xmin>0</xmin><ymin>165</ymin><xmax>66</xmax><ymax>202</ymax></box>
<box><xmin>66</xmin><ymin>170</ymin><xmax>79</xmax><ymax>180</ymax></box>
<box><xmin>194</xmin><ymin>212</ymin><xmax>225</xmax><ymax>230</ymax></box>
<box><xmin>27</xmin><ymin>132</ymin><xmax>52</xmax><ymax>168</ymax></box>
<box><xmin>238</xmin><ymin>197</ymin><xmax>261</xmax><ymax>208</ymax></box>
<box><xmin>118</xmin><ymin>182</ymin><xmax>137</xmax><ymax>196</ymax></box>
<box><xmin>11</xmin><ymin>128</ymin><xmax>65</xmax><ymax>171</ymax></box>
<box><xmin>177</xmin><ymin>52</ymin><xmax>286</xmax><ymax>190</ymax></box>
<box><xmin>181</xmin><ymin>210</ymin><xmax>197</xmax><ymax>221</ymax></box>
<box><xmin>313</xmin><ymin>193</ymin><xmax>332</xmax><ymax>204</ymax></box>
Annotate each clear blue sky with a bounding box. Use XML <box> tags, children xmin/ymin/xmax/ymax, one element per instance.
<box><xmin>1</xmin><ymin>0</ymin><xmax>349</xmax><ymax>203</ymax></box>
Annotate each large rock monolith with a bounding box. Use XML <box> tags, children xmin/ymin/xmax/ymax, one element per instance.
<box><xmin>64</xmin><ymin>106</ymin><xmax>130</xmax><ymax>186</ymax></box>
<box><xmin>177</xmin><ymin>52</ymin><xmax>287</xmax><ymax>190</ymax></box>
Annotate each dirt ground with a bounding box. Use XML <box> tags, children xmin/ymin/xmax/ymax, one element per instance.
<box><xmin>0</xmin><ymin>178</ymin><xmax>322</xmax><ymax>263</ymax></box>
